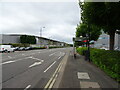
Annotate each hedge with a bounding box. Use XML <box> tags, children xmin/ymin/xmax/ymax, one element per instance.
<box><xmin>77</xmin><ymin>47</ymin><xmax>120</xmax><ymax>82</ymax></box>
<box><xmin>76</xmin><ymin>47</ymin><xmax>88</xmax><ymax>55</ymax></box>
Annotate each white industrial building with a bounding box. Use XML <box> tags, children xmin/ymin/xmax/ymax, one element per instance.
<box><xmin>94</xmin><ymin>32</ymin><xmax>120</xmax><ymax>50</ymax></box>
<box><xmin>0</xmin><ymin>34</ymin><xmax>67</xmax><ymax>47</ymax></box>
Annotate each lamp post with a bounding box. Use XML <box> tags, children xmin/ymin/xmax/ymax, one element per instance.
<box><xmin>116</xmin><ymin>30</ymin><xmax>120</xmax><ymax>49</ymax></box>
<box><xmin>88</xmin><ymin>24</ymin><xmax>90</xmax><ymax>62</ymax></box>
<box><xmin>40</xmin><ymin>27</ymin><xmax>45</xmax><ymax>47</ymax></box>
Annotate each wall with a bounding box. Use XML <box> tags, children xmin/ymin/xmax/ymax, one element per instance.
<box><xmin>1</xmin><ymin>34</ymin><xmax>20</xmax><ymax>44</ymax></box>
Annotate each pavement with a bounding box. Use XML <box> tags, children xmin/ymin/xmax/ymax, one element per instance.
<box><xmin>52</xmin><ymin>51</ymin><xmax>119</xmax><ymax>89</ymax></box>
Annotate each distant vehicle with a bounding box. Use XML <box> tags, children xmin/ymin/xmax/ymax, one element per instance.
<box><xmin>19</xmin><ymin>47</ymin><xmax>25</xmax><ymax>51</ymax></box>
<box><xmin>25</xmin><ymin>47</ymin><xmax>32</xmax><ymax>50</ymax></box>
<box><xmin>14</xmin><ymin>47</ymin><xmax>19</xmax><ymax>51</ymax></box>
<box><xmin>100</xmin><ymin>47</ymin><xmax>108</xmax><ymax>50</ymax></box>
<box><xmin>0</xmin><ymin>45</ymin><xmax>6</xmax><ymax>53</ymax></box>
<box><xmin>0</xmin><ymin>45</ymin><xmax>15</xmax><ymax>52</ymax></box>
<box><xmin>114</xmin><ymin>47</ymin><xmax>120</xmax><ymax>51</ymax></box>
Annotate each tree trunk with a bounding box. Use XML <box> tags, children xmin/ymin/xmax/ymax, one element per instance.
<box><xmin>109</xmin><ymin>32</ymin><xmax>115</xmax><ymax>50</ymax></box>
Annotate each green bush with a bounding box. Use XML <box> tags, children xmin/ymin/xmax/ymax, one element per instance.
<box><xmin>77</xmin><ymin>47</ymin><xmax>120</xmax><ymax>82</ymax></box>
<box><xmin>76</xmin><ymin>47</ymin><xmax>88</xmax><ymax>55</ymax></box>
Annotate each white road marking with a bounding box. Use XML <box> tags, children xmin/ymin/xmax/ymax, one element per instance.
<box><xmin>57</xmin><ymin>52</ymin><xmax>65</xmax><ymax>59</ymax></box>
<box><xmin>22</xmin><ymin>54</ymin><xmax>25</xmax><ymax>56</ymax></box>
<box><xmin>31</xmin><ymin>53</ymin><xmax>35</xmax><ymax>55</ymax></box>
<box><xmin>77</xmin><ymin>72</ymin><xmax>90</xmax><ymax>79</ymax></box>
<box><xmin>1</xmin><ymin>61</ymin><xmax>15</xmax><ymax>65</ymax></box>
<box><xmin>1</xmin><ymin>56</ymin><xmax>44</xmax><ymax>65</ymax></box>
<box><xmin>80</xmin><ymin>81</ymin><xmax>100</xmax><ymax>88</ymax></box>
<box><xmin>29</xmin><ymin>57</ymin><xmax>44</xmax><ymax>62</ymax></box>
<box><xmin>24</xmin><ymin>85</ymin><xmax>31</xmax><ymax>90</ymax></box>
<box><xmin>8</xmin><ymin>56</ymin><xmax>12</xmax><ymax>59</ymax></box>
<box><xmin>41</xmin><ymin>60</ymin><xmax>44</xmax><ymax>62</ymax></box>
<box><xmin>44</xmin><ymin>61</ymin><xmax>56</xmax><ymax>73</ymax></box>
<box><xmin>44</xmin><ymin>59</ymin><xmax>63</xmax><ymax>89</ymax></box>
<box><xmin>49</xmin><ymin>52</ymin><xmax>56</xmax><ymax>56</ymax></box>
<box><xmin>1</xmin><ymin>57</ymin><xmax>32</xmax><ymax>65</ymax></box>
<box><xmin>58</xmin><ymin>56</ymin><xmax>62</xmax><ymax>60</ymax></box>
<box><xmin>29</xmin><ymin>62</ymin><xmax>42</xmax><ymax>68</ymax></box>
<box><xmin>15</xmin><ymin>57</ymin><xmax>32</xmax><ymax>62</ymax></box>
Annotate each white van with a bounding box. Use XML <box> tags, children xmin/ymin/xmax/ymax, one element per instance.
<box><xmin>0</xmin><ymin>45</ymin><xmax>15</xmax><ymax>53</ymax></box>
<box><xmin>0</xmin><ymin>45</ymin><xmax>6</xmax><ymax>53</ymax></box>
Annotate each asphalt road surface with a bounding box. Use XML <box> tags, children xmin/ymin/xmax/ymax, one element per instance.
<box><xmin>1</xmin><ymin>48</ymin><xmax>72</xmax><ymax>88</ymax></box>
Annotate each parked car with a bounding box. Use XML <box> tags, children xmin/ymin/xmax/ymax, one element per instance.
<box><xmin>100</xmin><ymin>47</ymin><xmax>108</xmax><ymax>50</ymax></box>
<box><xmin>25</xmin><ymin>47</ymin><xmax>32</xmax><ymax>50</ymax></box>
<box><xmin>14</xmin><ymin>47</ymin><xmax>20</xmax><ymax>51</ymax></box>
<box><xmin>19</xmin><ymin>47</ymin><xmax>25</xmax><ymax>51</ymax></box>
<box><xmin>114</xmin><ymin>47</ymin><xmax>120</xmax><ymax>51</ymax></box>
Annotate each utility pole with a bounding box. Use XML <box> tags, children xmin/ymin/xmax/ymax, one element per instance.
<box><xmin>40</xmin><ymin>27</ymin><xmax>45</xmax><ymax>47</ymax></box>
<box><xmin>88</xmin><ymin>24</ymin><xmax>90</xmax><ymax>62</ymax></box>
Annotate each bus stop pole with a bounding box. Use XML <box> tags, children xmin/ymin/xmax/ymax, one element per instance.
<box><xmin>73</xmin><ymin>38</ymin><xmax>76</xmax><ymax>58</ymax></box>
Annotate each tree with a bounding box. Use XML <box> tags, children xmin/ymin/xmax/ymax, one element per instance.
<box><xmin>76</xmin><ymin>23</ymin><xmax>101</xmax><ymax>41</ymax></box>
<box><xmin>20</xmin><ymin>35</ymin><xmax>27</xmax><ymax>44</ymax></box>
<box><xmin>20</xmin><ymin>35</ymin><xmax>36</xmax><ymax>44</ymax></box>
<box><xmin>80</xmin><ymin>2</ymin><xmax>120</xmax><ymax>50</ymax></box>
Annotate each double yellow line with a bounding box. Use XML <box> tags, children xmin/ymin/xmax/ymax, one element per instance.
<box><xmin>44</xmin><ymin>60</ymin><xmax>63</xmax><ymax>90</ymax></box>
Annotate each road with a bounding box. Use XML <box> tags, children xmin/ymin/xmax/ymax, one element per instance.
<box><xmin>1</xmin><ymin>48</ymin><xmax>71</xmax><ymax>88</ymax></box>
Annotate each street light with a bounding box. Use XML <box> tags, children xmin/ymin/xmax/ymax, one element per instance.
<box><xmin>116</xmin><ymin>30</ymin><xmax>120</xmax><ymax>49</ymax></box>
<box><xmin>88</xmin><ymin>24</ymin><xmax>90</xmax><ymax>62</ymax></box>
<box><xmin>40</xmin><ymin>27</ymin><xmax>45</xmax><ymax>47</ymax></box>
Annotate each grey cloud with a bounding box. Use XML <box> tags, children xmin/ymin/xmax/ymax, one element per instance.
<box><xmin>0</xmin><ymin>2</ymin><xmax>80</xmax><ymax>44</ymax></box>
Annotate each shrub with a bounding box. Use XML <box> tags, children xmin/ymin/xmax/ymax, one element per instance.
<box><xmin>76</xmin><ymin>47</ymin><xmax>88</xmax><ymax>55</ymax></box>
<box><xmin>90</xmin><ymin>49</ymin><xmax>120</xmax><ymax>82</ymax></box>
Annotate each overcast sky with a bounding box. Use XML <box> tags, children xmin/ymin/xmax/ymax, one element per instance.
<box><xmin>0</xmin><ymin>0</ymin><xmax>80</xmax><ymax>44</ymax></box>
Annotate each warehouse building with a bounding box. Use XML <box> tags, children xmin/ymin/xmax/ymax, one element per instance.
<box><xmin>0</xmin><ymin>34</ymin><xmax>67</xmax><ymax>47</ymax></box>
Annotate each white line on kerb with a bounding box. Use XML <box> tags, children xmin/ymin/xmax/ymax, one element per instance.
<box><xmin>24</xmin><ymin>85</ymin><xmax>31</xmax><ymax>90</ymax></box>
<box><xmin>44</xmin><ymin>61</ymin><xmax>56</xmax><ymax>73</ymax></box>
